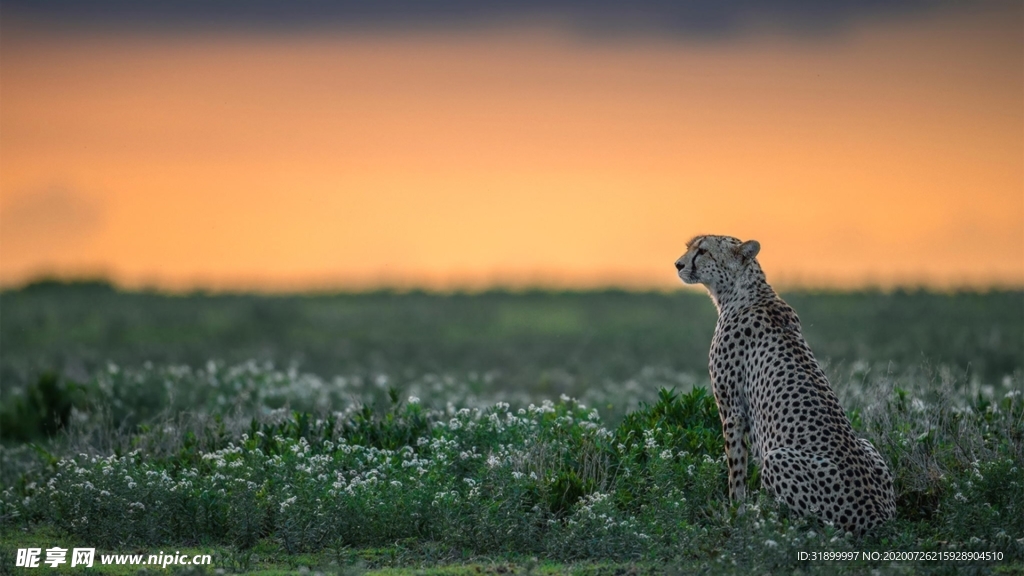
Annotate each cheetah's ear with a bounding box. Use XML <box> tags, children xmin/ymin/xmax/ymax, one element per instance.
<box><xmin>736</xmin><ymin>240</ymin><xmax>760</xmax><ymax>262</ymax></box>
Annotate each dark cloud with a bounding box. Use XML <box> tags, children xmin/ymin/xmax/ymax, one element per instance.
<box><xmin>0</xmin><ymin>186</ymin><xmax>105</xmax><ymax>257</ymax></box>
<box><xmin>0</xmin><ymin>0</ymin><xmax>976</xmax><ymax>40</ymax></box>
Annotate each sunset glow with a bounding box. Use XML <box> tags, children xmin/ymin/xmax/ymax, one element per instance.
<box><xmin>1</xmin><ymin>4</ymin><xmax>1021</xmax><ymax>290</ymax></box>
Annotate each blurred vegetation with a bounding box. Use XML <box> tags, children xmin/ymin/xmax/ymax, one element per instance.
<box><xmin>2</xmin><ymin>281</ymin><xmax>1021</xmax><ymax>394</ymax></box>
<box><xmin>0</xmin><ymin>372</ymin><xmax>86</xmax><ymax>442</ymax></box>
<box><xmin>1</xmin><ymin>280</ymin><xmax>1022</xmax><ymax>572</ymax></box>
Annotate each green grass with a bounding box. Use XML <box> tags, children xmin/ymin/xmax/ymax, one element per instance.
<box><xmin>1</xmin><ymin>283</ymin><xmax>1022</xmax><ymax>574</ymax></box>
<box><xmin>3</xmin><ymin>282</ymin><xmax>1020</xmax><ymax>393</ymax></box>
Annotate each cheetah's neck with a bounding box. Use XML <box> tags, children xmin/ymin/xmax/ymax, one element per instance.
<box><xmin>709</xmin><ymin>262</ymin><xmax>776</xmax><ymax>314</ymax></box>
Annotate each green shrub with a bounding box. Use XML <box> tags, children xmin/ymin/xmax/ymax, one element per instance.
<box><xmin>0</xmin><ymin>372</ymin><xmax>86</xmax><ymax>441</ymax></box>
<box><xmin>2</xmin><ymin>363</ymin><xmax>1021</xmax><ymax>572</ymax></box>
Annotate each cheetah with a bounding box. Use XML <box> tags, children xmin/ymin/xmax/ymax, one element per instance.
<box><xmin>675</xmin><ymin>234</ymin><xmax>895</xmax><ymax>533</ymax></box>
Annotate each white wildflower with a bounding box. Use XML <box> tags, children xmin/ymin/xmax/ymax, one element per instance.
<box><xmin>279</xmin><ymin>496</ymin><xmax>298</xmax><ymax>513</ymax></box>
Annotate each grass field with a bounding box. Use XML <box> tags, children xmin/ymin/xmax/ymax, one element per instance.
<box><xmin>1</xmin><ymin>282</ymin><xmax>1022</xmax><ymax>574</ymax></box>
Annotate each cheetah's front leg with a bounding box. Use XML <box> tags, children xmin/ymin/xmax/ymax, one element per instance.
<box><xmin>721</xmin><ymin>411</ymin><xmax>749</xmax><ymax>510</ymax></box>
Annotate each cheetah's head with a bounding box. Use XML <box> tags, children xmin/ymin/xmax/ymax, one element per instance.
<box><xmin>675</xmin><ymin>235</ymin><xmax>760</xmax><ymax>289</ymax></box>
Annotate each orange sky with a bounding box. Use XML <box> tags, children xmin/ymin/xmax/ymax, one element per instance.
<box><xmin>1</xmin><ymin>4</ymin><xmax>1022</xmax><ymax>290</ymax></box>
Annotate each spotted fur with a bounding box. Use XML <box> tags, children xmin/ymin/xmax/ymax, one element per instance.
<box><xmin>675</xmin><ymin>234</ymin><xmax>895</xmax><ymax>533</ymax></box>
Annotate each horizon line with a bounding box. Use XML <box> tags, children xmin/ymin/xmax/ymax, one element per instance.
<box><xmin>4</xmin><ymin>273</ymin><xmax>1022</xmax><ymax>296</ymax></box>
